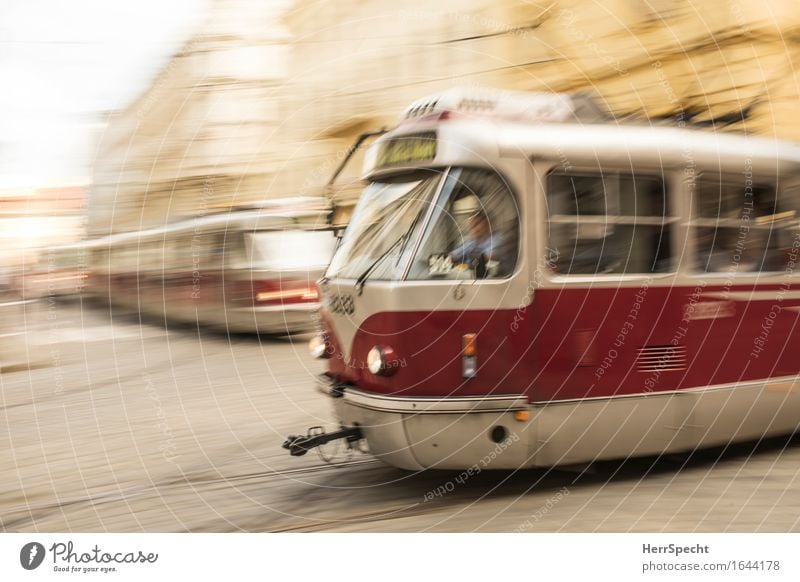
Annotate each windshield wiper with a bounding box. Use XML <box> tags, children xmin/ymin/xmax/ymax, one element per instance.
<box><xmin>353</xmin><ymin>172</ymin><xmax>444</xmax><ymax>294</ymax></box>
<box><xmin>354</xmin><ymin>233</ymin><xmax>408</xmax><ymax>295</ymax></box>
<box><xmin>395</xmin><ymin>200</ymin><xmax>427</xmax><ymax>268</ymax></box>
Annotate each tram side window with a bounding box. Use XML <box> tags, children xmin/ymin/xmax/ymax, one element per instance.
<box><xmin>693</xmin><ymin>179</ymin><xmax>799</xmax><ymax>273</ymax></box>
<box><xmin>407</xmin><ymin>168</ymin><xmax>519</xmax><ymax>280</ymax></box>
<box><xmin>546</xmin><ymin>170</ymin><xmax>673</xmax><ymax>275</ymax></box>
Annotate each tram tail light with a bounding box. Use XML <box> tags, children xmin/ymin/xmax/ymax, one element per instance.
<box><xmin>251</xmin><ymin>280</ymin><xmax>320</xmax><ymax>306</ymax></box>
<box><xmin>462</xmin><ymin>333</ymin><xmax>477</xmax><ymax>378</ymax></box>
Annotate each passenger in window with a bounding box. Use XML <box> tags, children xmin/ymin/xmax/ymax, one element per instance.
<box><xmin>449</xmin><ymin>210</ymin><xmax>503</xmax><ymax>277</ymax></box>
<box><xmin>696</xmin><ymin>228</ymin><xmax>770</xmax><ymax>273</ymax></box>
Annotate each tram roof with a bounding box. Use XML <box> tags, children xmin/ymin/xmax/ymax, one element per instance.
<box><xmin>496</xmin><ymin>121</ymin><xmax>800</xmax><ymax>172</ymax></box>
<box><xmin>84</xmin><ymin>197</ymin><xmax>331</xmax><ymax>248</ymax></box>
<box><xmin>372</xmin><ymin>88</ymin><xmax>800</xmax><ymax>177</ymax></box>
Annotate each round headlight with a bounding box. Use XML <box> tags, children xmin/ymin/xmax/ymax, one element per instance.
<box><xmin>308</xmin><ymin>333</ymin><xmax>329</xmax><ymax>359</ymax></box>
<box><xmin>367</xmin><ymin>346</ymin><xmax>385</xmax><ymax>374</ymax></box>
<box><xmin>367</xmin><ymin>345</ymin><xmax>399</xmax><ymax>376</ymax></box>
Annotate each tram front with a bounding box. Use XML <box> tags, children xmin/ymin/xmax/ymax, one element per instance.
<box><xmin>283</xmin><ymin>90</ymin><xmax>580</xmax><ymax>470</ymax></box>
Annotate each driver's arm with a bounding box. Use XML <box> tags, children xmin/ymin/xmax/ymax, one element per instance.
<box><xmin>449</xmin><ymin>239</ymin><xmax>474</xmax><ymax>264</ymax></box>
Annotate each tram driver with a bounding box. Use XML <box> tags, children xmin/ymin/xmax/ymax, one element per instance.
<box><xmin>449</xmin><ymin>210</ymin><xmax>503</xmax><ymax>277</ymax></box>
<box><xmin>409</xmin><ymin>168</ymin><xmax>519</xmax><ymax>280</ymax></box>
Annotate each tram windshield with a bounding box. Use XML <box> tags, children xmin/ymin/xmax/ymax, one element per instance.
<box><xmin>325</xmin><ymin>171</ymin><xmax>445</xmax><ymax>280</ymax></box>
<box><xmin>326</xmin><ymin>167</ymin><xmax>519</xmax><ymax>281</ymax></box>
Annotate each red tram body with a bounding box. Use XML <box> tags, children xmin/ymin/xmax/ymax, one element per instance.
<box><xmin>288</xmin><ymin>88</ymin><xmax>800</xmax><ymax>470</ymax></box>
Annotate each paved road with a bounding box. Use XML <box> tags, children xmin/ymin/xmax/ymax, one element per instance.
<box><xmin>2</xmin><ymin>301</ymin><xmax>800</xmax><ymax>532</ymax></box>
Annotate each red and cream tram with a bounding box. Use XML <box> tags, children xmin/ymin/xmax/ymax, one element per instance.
<box><xmin>87</xmin><ymin>198</ymin><xmax>335</xmax><ymax>334</ymax></box>
<box><xmin>284</xmin><ymin>88</ymin><xmax>800</xmax><ymax>470</ymax></box>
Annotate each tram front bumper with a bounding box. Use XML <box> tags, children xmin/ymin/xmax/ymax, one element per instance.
<box><xmin>316</xmin><ymin>375</ymin><xmax>531</xmax><ymax>471</ymax></box>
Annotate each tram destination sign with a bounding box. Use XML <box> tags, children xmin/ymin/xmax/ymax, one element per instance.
<box><xmin>376</xmin><ymin>132</ymin><xmax>436</xmax><ymax>168</ymax></box>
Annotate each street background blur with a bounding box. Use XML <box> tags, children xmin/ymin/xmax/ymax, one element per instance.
<box><xmin>4</xmin><ymin>0</ymin><xmax>800</xmax><ymax>532</ymax></box>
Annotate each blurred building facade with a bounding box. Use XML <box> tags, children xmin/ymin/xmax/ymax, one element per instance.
<box><xmin>91</xmin><ymin>0</ymin><xmax>800</xmax><ymax>235</ymax></box>
<box><xmin>279</xmin><ymin>0</ymin><xmax>800</xmax><ymax>179</ymax></box>
<box><xmin>90</xmin><ymin>0</ymin><xmax>292</xmax><ymax>236</ymax></box>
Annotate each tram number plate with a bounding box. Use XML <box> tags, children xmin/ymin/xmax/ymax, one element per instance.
<box><xmin>376</xmin><ymin>132</ymin><xmax>437</xmax><ymax>168</ymax></box>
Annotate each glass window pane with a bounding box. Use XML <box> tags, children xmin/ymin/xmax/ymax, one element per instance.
<box><xmin>618</xmin><ymin>175</ymin><xmax>668</xmax><ymax>217</ymax></box>
<box><xmin>696</xmin><ymin>180</ymin><xmax>777</xmax><ymax>220</ymax></box>
<box><xmin>407</xmin><ymin>168</ymin><xmax>519</xmax><ymax>280</ymax></box>
<box><xmin>325</xmin><ymin>171</ymin><xmax>444</xmax><ymax>280</ymax></box>
<box><xmin>546</xmin><ymin>170</ymin><xmax>671</xmax><ymax>275</ymax></box>
<box><xmin>547</xmin><ymin>173</ymin><xmax>609</xmax><ymax>216</ymax></box>
<box><xmin>694</xmin><ymin>226</ymin><xmax>781</xmax><ymax>272</ymax></box>
<box><xmin>549</xmin><ymin>223</ymin><xmax>672</xmax><ymax>274</ymax></box>
<box><xmin>691</xmin><ymin>179</ymin><xmax>800</xmax><ymax>273</ymax></box>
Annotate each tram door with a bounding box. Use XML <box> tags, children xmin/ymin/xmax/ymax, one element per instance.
<box><xmin>530</xmin><ymin>162</ymin><xmax>682</xmax><ymax>401</ymax></box>
<box><xmin>687</xmin><ymin>174</ymin><xmax>800</xmax><ymax>384</ymax></box>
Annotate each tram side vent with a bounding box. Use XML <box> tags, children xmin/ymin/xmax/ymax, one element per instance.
<box><xmin>635</xmin><ymin>345</ymin><xmax>687</xmax><ymax>373</ymax></box>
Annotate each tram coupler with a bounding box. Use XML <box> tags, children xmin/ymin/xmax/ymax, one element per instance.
<box><xmin>282</xmin><ymin>425</ymin><xmax>363</xmax><ymax>457</ymax></box>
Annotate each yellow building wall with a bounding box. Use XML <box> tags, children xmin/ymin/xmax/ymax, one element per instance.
<box><xmin>91</xmin><ymin>0</ymin><xmax>800</xmax><ymax>234</ymax></box>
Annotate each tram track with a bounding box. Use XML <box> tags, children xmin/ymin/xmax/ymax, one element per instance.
<box><xmin>261</xmin><ymin>477</ymin><xmax>504</xmax><ymax>533</ymax></box>
<box><xmin>0</xmin><ymin>335</ymin><xmax>201</xmax><ymax>412</ymax></box>
<box><xmin>265</xmin><ymin>502</ymin><xmax>444</xmax><ymax>532</ymax></box>
<box><xmin>1</xmin><ymin>458</ymin><xmax>381</xmax><ymax>530</ymax></box>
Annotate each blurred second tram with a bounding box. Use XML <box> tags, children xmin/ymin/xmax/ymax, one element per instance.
<box><xmin>84</xmin><ymin>197</ymin><xmax>336</xmax><ymax>334</ymax></box>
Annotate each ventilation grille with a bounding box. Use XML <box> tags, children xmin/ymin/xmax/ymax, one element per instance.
<box><xmin>636</xmin><ymin>345</ymin><xmax>687</xmax><ymax>373</ymax></box>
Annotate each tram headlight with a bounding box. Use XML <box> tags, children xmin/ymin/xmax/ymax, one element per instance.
<box><xmin>309</xmin><ymin>333</ymin><xmax>330</xmax><ymax>359</ymax></box>
<box><xmin>367</xmin><ymin>345</ymin><xmax>399</xmax><ymax>376</ymax></box>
